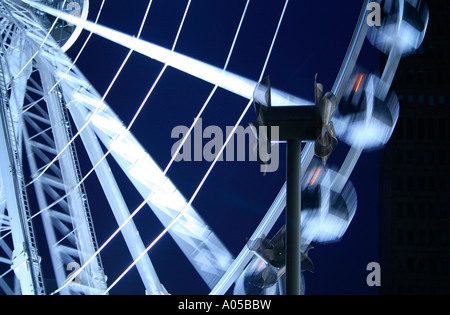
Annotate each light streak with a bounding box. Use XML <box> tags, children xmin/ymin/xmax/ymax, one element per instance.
<box><xmin>310</xmin><ymin>167</ymin><xmax>322</xmax><ymax>186</ymax></box>
<box><xmin>354</xmin><ymin>74</ymin><xmax>364</xmax><ymax>92</ymax></box>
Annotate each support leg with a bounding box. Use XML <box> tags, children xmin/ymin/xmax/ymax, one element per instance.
<box><xmin>286</xmin><ymin>139</ymin><xmax>302</xmax><ymax>295</ymax></box>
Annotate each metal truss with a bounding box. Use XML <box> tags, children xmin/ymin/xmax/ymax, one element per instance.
<box><xmin>0</xmin><ymin>0</ymin><xmax>234</xmax><ymax>295</ymax></box>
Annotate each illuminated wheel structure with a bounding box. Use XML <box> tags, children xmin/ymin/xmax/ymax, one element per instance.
<box><xmin>0</xmin><ymin>0</ymin><xmax>428</xmax><ymax>295</ymax></box>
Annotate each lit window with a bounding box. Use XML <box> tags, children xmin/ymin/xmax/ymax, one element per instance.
<box><xmin>418</xmin><ymin>95</ymin><xmax>424</xmax><ymax>104</ymax></box>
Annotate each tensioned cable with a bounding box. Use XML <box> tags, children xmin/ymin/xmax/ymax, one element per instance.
<box><xmin>0</xmin><ymin>0</ymin><xmax>72</xmax><ymax>119</ymax></box>
<box><xmin>24</xmin><ymin>0</ymin><xmax>153</xmax><ymax>188</ymax></box>
<box><xmin>104</xmin><ymin>0</ymin><xmax>290</xmax><ymax>294</ymax></box>
<box><xmin>49</xmin><ymin>0</ymin><xmax>251</xmax><ymax>294</ymax></box>
<box><xmin>49</xmin><ymin>0</ymin><xmax>193</xmax><ymax>295</ymax></box>
<box><xmin>1</xmin><ymin>0</ymin><xmax>151</xmax><ymax>287</ymax></box>
<box><xmin>6</xmin><ymin>0</ymin><xmax>69</xmax><ymax>79</ymax></box>
<box><xmin>20</xmin><ymin>0</ymin><xmax>107</xmax><ymax>116</ymax></box>
<box><xmin>11</xmin><ymin>0</ymin><xmax>104</xmax><ymax>88</ymax></box>
<box><xmin>164</xmin><ymin>0</ymin><xmax>250</xmax><ymax>174</ymax></box>
<box><xmin>0</xmin><ymin>0</ymin><xmax>105</xmax><ymax>242</ymax></box>
<box><xmin>27</xmin><ymin>0</ymin><xmax>194</xmax><ymax>223</ymax></box>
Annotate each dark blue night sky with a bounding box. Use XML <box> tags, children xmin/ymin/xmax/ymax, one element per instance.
<box><xmin>65</xmin><ymin>0</ymin><xmax>382</xmax><ymax>295</ymax></box>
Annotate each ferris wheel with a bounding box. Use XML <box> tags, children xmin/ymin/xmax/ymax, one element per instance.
<box><xmin>0</xmin><ymin>0</ymin><xmax>428</xmax><ymax>295</ymax></box>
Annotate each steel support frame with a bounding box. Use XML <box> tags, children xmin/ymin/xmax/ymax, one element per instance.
<box><xmin>68</xmin><ymin>104</ymin><xmax>167</xmax><ymax>295</ymax></box>
<box><xmin>0</xmin><ymin>0</ymin><xmax>108</xmax><ymax>294</ymax></box>
<box><xmin>38</xmin><ymin>57</ymin><xmax>108</xmax><ymax>294</ymax></box>
<box><xmin>0</xmin><ymin>2</ymin><xmax>46</xmax><ymax>294</ymax></box>
<box><xmin>59</xmin><ymin>66</ymin><xmax>235</xmax><ymax>290</ymax></box>
<box><xmin>0</xmin><ymin>48</ymin><xmax>45</xmax><ymax>295</ymax></box>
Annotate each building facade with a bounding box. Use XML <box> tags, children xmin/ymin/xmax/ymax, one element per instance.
<box><xmin>379</xmin><ymin>0</ymin><xmax>450</xmax><ymax>294</ymax></box>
